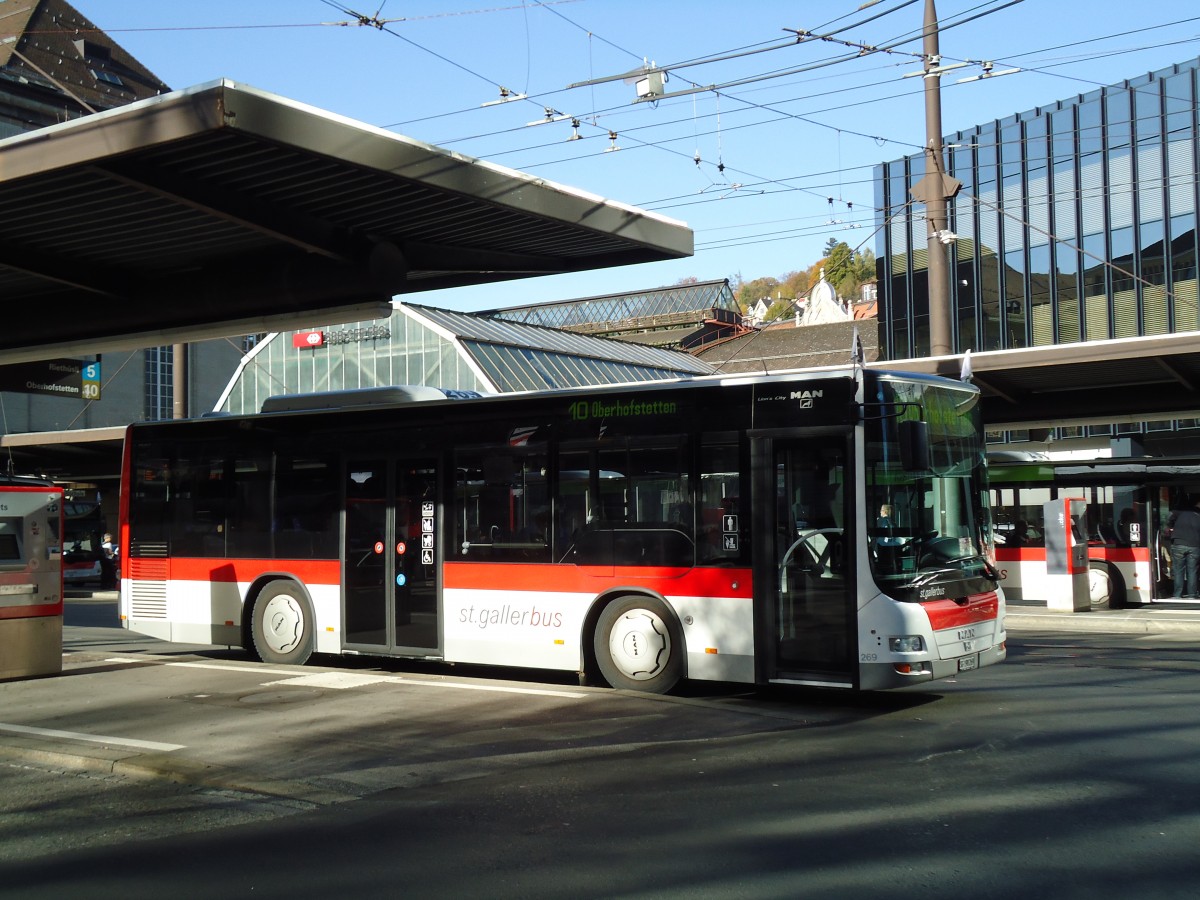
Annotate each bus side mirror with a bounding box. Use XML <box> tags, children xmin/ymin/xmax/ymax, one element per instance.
<box><xmin>899</xmin><ymin>420</ymin><xmax>931</xmax><ymax>473</ymax></box>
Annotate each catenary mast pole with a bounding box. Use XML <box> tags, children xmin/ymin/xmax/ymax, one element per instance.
<box><xmin>910</xmin><ymin>0</ymin><xmax>961</xmax><ymax>357</ymax></box>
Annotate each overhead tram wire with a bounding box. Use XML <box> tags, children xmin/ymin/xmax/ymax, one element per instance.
<box><xmin>314</xmin><ymin>0</ymin><xmax>752</xmax><ymax>175</ymax></box>
<box><xmin>445</xmin><ymin>6</ymin><xmax>956</xmax><ymax>198</ymax></box>
<box><xmin>467</xmin><ymin>76</ymin><xmax>925</xmax><ymax>168</ymax></box>
<box><xmin>380</xmin><ymin>0</ymin><xmax>1029</xmax><ymax>149</ymax></box>
<box><xmin>317</xmin><ymin>0</ymin><xmax>506</xmax><ymax>91</ymax></box>
<box><xmin>518</xmin><ymin>5</ymin><xmax>916</xmax><ymax>206</ymax></box>
<box><xmin>426</xmin><ymin>49</ymin><xmax>920</xmax><ymax>149</ymax></box>
<box><xmin>391</xmin><ymin>16</ymin><xmax>1199</xmax><ymax>147</ymax></box>
<box><xmin>561</xmin><ymin>0</ymin><xmax>927</xmax><ymax>91</ymax></box>
<box><xmin>72</xmin><ymin>6</ymin><xmax>1200</xmax><ymax>254</ymax></box>
<box><xmin>434</xmin><ymin>9</ymin><xmax>1171</xmax><ymax>220</ymax></box>
<box><xmin>520</xmin><ymin>1</ymin><xmax>1027</xmax><ymax>176</ymax></box>
<box><xmin>314</xmin><ymin>2</ymin><xmax>1196</xmax><ymax>232</ymax></box>
<box><xmin>967</xmin><ymin>34</ymin><xmax>1200</xmax><ymax>93</ymax></box>
<box><xmin>941</xmin><ymin>12</ymin><xmax>1200</xmax><ymax>72</ymax></box>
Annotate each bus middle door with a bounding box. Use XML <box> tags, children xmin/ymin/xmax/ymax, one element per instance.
<box><xmin>343</xmin><ymin>456</ymin><xmax>441</xmax><ymax>654</ymax></box>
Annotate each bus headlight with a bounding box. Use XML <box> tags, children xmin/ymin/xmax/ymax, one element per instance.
<box><xmin>889</xmin><ymin>635</ymin><xmax>925</xmax><ymax>653</ymax></box>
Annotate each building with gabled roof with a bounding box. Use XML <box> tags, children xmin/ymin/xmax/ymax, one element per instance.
<box><xmin>0</xmin><ymin>0</ymin><xmax>169</xmax><ymax>135</ymax></box>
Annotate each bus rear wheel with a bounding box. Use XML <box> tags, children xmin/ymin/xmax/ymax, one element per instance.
<box><xmin>593</xmin><ymin>596</ymin><xmax>683</xmax><ymax>694</ymax></box>
<box><xmin>1088</xmin><ymin>560</ymin><xmax>1126</xmax><ymax>610</ymax></box>
<box><xmin>251</xmin><ymin>581</ymin><xmax>315</xmax><ymax>665</ymax></box>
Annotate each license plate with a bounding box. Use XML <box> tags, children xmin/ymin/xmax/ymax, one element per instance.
<box><xmin>958</xmin><ymin>654</ymin><xmax>978</xmax><ymax>672</ymax></box>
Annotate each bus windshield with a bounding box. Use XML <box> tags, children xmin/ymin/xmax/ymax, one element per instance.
<box><xmin>865</xmin><ymin>377</ymin><xmax>997</xmax><ymax>600</ymax></box>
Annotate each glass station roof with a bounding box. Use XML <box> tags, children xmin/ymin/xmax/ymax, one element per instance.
<box><xmin>483</xmin><ymin>279</ymin><xmax>738</xmax><ymax>330</ymax></box>
<box><xmin>215</xmin><ymin>301</ymin><xmax>716</xmax><ymax>414</ymax></box>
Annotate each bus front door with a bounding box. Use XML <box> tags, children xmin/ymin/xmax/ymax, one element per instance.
<box><xmin>758</xmin><ymin>434</ymin><xmax>856</xmax><ymax>687</ymax></box>
<box><xmin>343</xmin><ymin>457</ymin><xmax>440</xmax><ymax>654</ymax></box>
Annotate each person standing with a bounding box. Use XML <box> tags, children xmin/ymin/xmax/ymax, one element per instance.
<box><xmin>1167</xmin><ymin>498</ymin><xmax>1200</xmax><ymax>599</ymax></box>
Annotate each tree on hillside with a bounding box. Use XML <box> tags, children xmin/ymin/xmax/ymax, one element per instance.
<box><xmin>821</xmin><ymin>241</ymin><xmax>876</xmax><ymax>299</ymax></box>
<box><xmin>825</xmin><ymin>242</ymin><xmax>853</xmax><ymax>286</ymax></box>
<box><xmin>780</xmin><ymin>270</ymin><xmax>811</xmax><ymax>300</ymax></box>
<box><xmin>733</xmin><ymin>275</ymin><xmax>781</xmax><ymax>312</ymax></box>
<box><xmin>764</xmin><ymin>298</ymin><xmax>796</xmax><ymax>322</ymax></box>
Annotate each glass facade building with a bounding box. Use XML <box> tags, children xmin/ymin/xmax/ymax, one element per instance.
<box><xmin>216</xmin><ymin>302</ymin><xmax>716</xmax><ymax>416</ymax></box>
<box><xmin>876</xmin><ymin>58</ymin><xmax>1199</xmax><ymax>368</ymax></box>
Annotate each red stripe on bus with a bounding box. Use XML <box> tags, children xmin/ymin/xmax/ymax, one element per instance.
<box><xmin>443</xmin><ymin>562</ymin><xmax>754</xmax><ymax>598</ymax></box>
<box><xmin>1088</xmin><ymin>546</ymin><xmax>1150</xmax><ymax>563</ymax></box>
<box><xmin>923</xmin><ymin>593</ymin><xmax>1000</xmax><ymax>630</ymax></box>
<box><xmin>147</xmin><ymin>557</ymin><xmax>342</xmax><ymax>585</ymax></box>
<box><xmin>997</xmin><ymin>546</ymin><xmax>1150</xmax><ymax>563</ymax></box>
<box><xmin>995</xmin><ymin>547</ymin><xmax>1045</xmax><ymax>562</ymax></box>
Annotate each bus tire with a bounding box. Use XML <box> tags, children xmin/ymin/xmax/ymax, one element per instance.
<box><xmin>593</xmin><ymin>595</ymin><xmax>683</xmax><ymax>694</ymax></box>
<box><xmin>1088</xmin><ymin>560</ymin><xmax>1126</xmax><ymax>611</ymax></box>
<box><xmin>251</xmin><ymin>580</ymin><xmax>315</xmax><ymax>665</ymax></box>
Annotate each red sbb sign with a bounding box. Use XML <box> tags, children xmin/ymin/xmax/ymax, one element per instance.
<box><xmin>292</xmin><ymin>325</ymin><xmax>391</xmax><ymax>349</ymax></box>
<box><xmin>293</xmin><ymin>331</ymin><xmax>325</xmax><ymax>349</ymax></box>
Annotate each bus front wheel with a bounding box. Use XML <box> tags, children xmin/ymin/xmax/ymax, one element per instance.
<box><xmin>251</xmin><ymin>581</ymin><xmax>315</xmax><ymax>665</ymax></box>
<box><xmin>1088</xmin><ymin>560</ymin><xmax>1126</xmax><ymax>610</ymax></box>
<box><xmin>593</xmin><ymin>595</ymin><xmax>683</xmax><ymax>694</ymax></box>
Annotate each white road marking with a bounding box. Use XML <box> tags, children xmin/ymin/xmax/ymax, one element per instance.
<box><xmin>103</xmin><ymin>657</ymin><xmax>587</xmax><ymax>698</ymax></box>
<box><xmin>0</xmin><ymin>722</ymin><xmax>184</xmax><ymax>752</ymax></box>
<box><xmin>263</xmin><ymin>672</ymin><xmax>586</xmax><ymax>697</ymax></box>
<box><xmin>262</xmin><ymin>672</ymin><xmax>397</xmax><ymax>690</ymax></box>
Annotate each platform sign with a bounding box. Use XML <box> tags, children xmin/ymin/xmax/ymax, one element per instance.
<box><xmin>0</xmin><ymin>358</ymin><xmax>101</xmax><ymax>400</ymax></box>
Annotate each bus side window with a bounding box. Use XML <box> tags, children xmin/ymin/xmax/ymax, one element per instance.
<box><xmin>454</xmin><ymin>448</ymin><xmax>549</xmax><ymax>562</ymax></box>
<box><xmin>558</xmin><ymin>439</ymin><xmax>694</xmax><ymax>567</ymax></box>
<box><xmin>273</xmin><ymin>453</ymin><xmax>339</xmax><ymax>559</ymax></box>
<box><xmin>699</xmin><ymin>439</ymin><xmax>743</xmax><ymax>566</ymax></box>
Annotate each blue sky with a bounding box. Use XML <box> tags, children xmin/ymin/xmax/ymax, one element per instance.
<box><xmin>84</xmin><ymin>0</ymin><xmax>1200</xmax><ymax>312</ymax></box>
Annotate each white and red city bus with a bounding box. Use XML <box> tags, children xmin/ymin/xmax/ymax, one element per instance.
<box><xmin>989</xmin><ymin>454</ymin><xmax>1200</xmax><ymax>609</ymax></box>
<box><xmin>118</xmin><ymin>367</ymin><xmax>1005</xmax><ymax>693</ymax></box>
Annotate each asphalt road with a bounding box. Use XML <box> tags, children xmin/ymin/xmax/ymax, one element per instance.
<box><xmin>1</xmin><ymin>601</ymin><xmax>1198</xmax><ymax>899</ymax></box>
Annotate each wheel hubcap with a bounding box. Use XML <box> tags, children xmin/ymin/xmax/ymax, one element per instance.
<box><xmin>1089</xmin><ymin>571</ymin><xmax>1112</xmax><ymax>607</ymax></box>
<box><xmin>607</xmin><ymin>609</ymin><xmax>670</xmax><ymax>681</ymax></box>
<box><xmin>262</xmin><ymin>595</ymin><xmax>303</xmax><ymax>654</ymax></box>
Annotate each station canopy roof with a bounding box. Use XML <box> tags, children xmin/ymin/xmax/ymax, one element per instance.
<box><xmin>880</xmin><ymin>332</ymin><xmax>1200</xmax><ymax>432</ymax></box>
<box><xmin>0</xmin><ymin>79</ymin><xmax>693</xmax><ymax>366</ymax></box>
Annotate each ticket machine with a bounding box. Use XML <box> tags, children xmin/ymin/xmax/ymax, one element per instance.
<box><xmin>0</xmin><ymin>485</ymin><xmax>64</xmax><ymax>679</ymax></box>
<box><xmin>1043</xmin><ymin>496</ymin><xmax>1089</xmax><ymax>611</ymax></box>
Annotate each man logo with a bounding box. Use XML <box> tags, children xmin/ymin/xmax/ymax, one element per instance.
<box><xmin>790</xmin><ymin>389</ymin><xmax>823</xmax><ymax>409</ymax></box>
